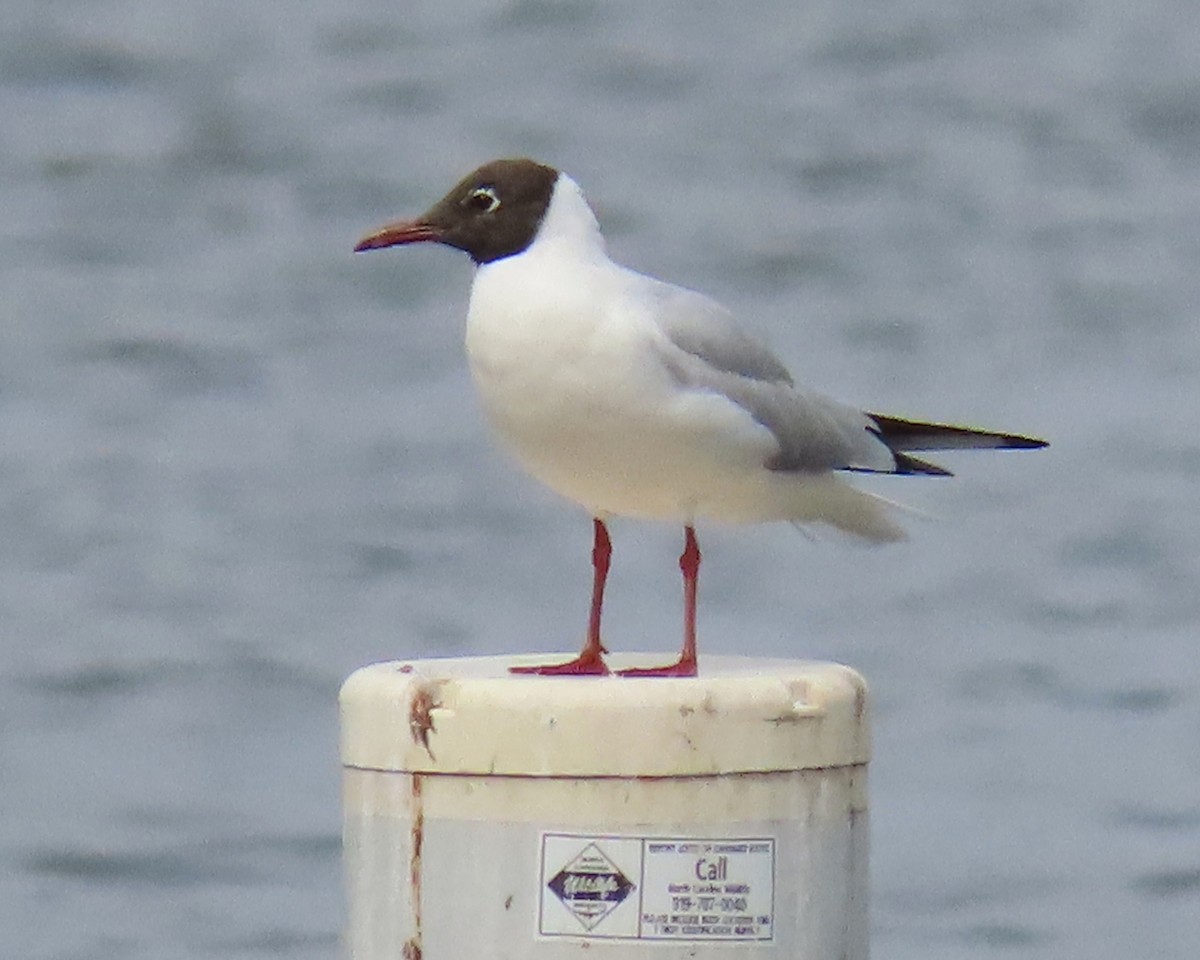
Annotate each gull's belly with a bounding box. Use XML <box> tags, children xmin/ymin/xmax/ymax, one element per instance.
<box><xmin>469</xmin><ymin>352</ymin><xmax>781</xmax><ymax>521</ymax></box>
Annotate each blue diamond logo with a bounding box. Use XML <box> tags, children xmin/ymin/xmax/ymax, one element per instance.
<box><xmin>546</xmin><ymin>843</ymin><xmax>635</xmax><ymax>930</ymax></box>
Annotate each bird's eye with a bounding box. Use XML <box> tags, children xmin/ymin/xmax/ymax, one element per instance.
<box><xmin>465</xmin><ymin>186</ymin><xmax>500</xmax><ymax>214</ymax></box>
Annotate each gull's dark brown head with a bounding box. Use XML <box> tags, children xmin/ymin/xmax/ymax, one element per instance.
<box><xmin>354</xmin><ymin>158</ymin><xmax>559</xmax><ymax>265</ymax></box>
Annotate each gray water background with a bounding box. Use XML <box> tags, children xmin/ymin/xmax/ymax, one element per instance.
<box><xmin>2</xmin><ymin>1</ymin><xmax>1198</xmax><ymax>957</ymax></box>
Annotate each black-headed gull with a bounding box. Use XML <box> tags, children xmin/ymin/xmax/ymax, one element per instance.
<box><xmin>355</xmin><ymin>159</ymin><xmax>1046</xmax><ymax>678</ymax></box>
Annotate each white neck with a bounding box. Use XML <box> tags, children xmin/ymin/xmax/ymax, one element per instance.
<box><xmin>526</xmin><ymin>173</ymin><xmax>608</xmax><ymax>261</ymax></box>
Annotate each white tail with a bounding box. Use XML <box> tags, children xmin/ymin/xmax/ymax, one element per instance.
<box><xmin>790</xmin><ymin>476</ymin><xmax>909</xmax><ymax>544</ymax></box>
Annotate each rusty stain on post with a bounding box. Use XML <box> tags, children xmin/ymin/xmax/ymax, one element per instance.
<box><xmin>408</xmin><ymin>682</ymin><xmax>442</xmax><ymax>760</ymax></box>
<box><xmin>403</xmin><ymin>773</ymin><xmax>425</xmax><ymax>960</ymax></box>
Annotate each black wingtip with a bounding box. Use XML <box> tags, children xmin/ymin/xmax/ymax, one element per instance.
<box><xmin>1003</xmin><ymin>434</ymin><xmax>1049</xmax><ymax>450</ymax></box>
<box><xmin>867</xmin><ymin>413</ymin><xmax>1048</xmax><ymax>452</ymax></box>
<box><xmin>893</xmin><ymin>451</ymin><xmax>954</xmax><ymax>476</ymax></box>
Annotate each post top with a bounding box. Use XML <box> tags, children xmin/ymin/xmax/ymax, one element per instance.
<box><xmin>339</xmin><ymin>654</ymin><xmax>869</xmax><ymax>778</ymax></box>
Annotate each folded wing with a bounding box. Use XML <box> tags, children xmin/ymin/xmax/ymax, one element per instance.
<box><xmin>649</xmin><ymin>279</ymin><xmax>1047</xmax><ymax>477</ymax></box>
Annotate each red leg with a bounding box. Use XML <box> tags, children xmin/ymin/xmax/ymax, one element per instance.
<box><xmin>618</xmin><ymin>525</ymin><xmax>700</xmax><ymax>678</ymax></box>
<box><xmin>510</xmin><ymin>518</ymin><xmax>611</xmax><ymax>676</ymax></box>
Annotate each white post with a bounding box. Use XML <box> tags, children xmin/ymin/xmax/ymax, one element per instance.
<box><xmin>340</xmin><ymin>654</ymin><xmax>869</xmax><ymax>959</ymax></box>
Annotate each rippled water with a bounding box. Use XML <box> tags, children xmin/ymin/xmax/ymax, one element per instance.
<box><xmin>2</xmin><ymin>1</ymin><xmax>1197</xmax><ymax>958</ymax></box>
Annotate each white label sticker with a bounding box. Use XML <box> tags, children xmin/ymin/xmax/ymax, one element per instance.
<box><xmin>538</xmin><ymin>834</ymin><xmax>775</xmax><ymax>942</ymax></box>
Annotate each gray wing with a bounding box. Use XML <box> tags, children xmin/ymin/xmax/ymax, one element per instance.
<box><xmin>648</xmin><ymin>280</ymin><xmax>1048</xmax><ymax>475</ymax></box>
<box><xmin>646</xmin><ymin>280</ymin><xmax>898</xmax><ymax>474</ymax></box>
<box><xmin>648</xmin><ymin>282</ymin><xmax>795</xmax><ymax>386</ymax></box>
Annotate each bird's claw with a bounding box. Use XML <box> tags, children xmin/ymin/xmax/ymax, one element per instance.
<box><xmin>509</xmin><ymin>651</ymin><xmax>610</xmax><ymax>676</ymax></box>
<box><xmin>616</xmin><ymin>657</ymin><xmax>698</xmax><ymax>679</ymax></box>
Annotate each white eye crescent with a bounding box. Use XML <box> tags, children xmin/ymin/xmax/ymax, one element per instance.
<box><xmin>466</xmin><ymin>186</ymin><xmax>500</xmax><ymax>213</ymax></box>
